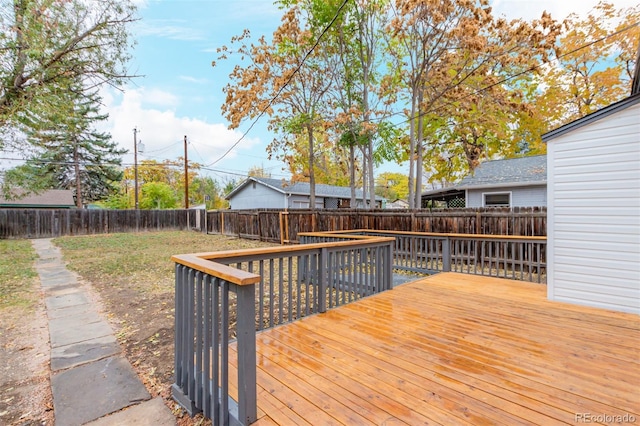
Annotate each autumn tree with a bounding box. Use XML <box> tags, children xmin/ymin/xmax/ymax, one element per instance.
<box><xmin>0</xmin><ymin>0</ymin><xmax>137</xmax><ymax>142</ymax></box>
<box><xmin>122</xmin><ymin>158</ymin><xmax>200</xmax><ymax>208</ymax></box>
<box><xmin>328</xmin><ymin>0</ymin><xmax>396</xmax><ymax>208</ymax></box>
<box><xmin>374</xmin><ymin>172</ymin><xmax>409</xmax><ymax>201</ymax></box>
<box><xmin>535</xmin><ymin>1</ymin><xmax>639</xmax><ymax>129</ymax></box>
<box><xmin>248</xmin><ymin>165</ymin><xmax>272</xmax><ymax>178</ymax></box>
<box><xmin>282</xmin><ymin>130</ymin><xmax>350</xmax><ymax>186</ymax></box>
<box><xmin>191</xmin><ymin>176</ymin><xmax>227</xmax><ymax>210</ymax></box>
<box><xmin>215</xmin><ymin>1</ymin><xmax>340</xmax><ymax>210</ymax></box>
<box><xmin>387</xmin><ymin>0</ymin><xmax>560</xmax><ymax>206</ymax></box>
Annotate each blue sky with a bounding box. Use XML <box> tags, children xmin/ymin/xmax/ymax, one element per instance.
<box><xmin>101</xmin><ymin>0</ymin><xmax>635</xmax><ymax>186</ymax></box>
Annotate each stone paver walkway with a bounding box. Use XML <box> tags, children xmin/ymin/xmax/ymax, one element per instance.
<box><xmin>32</xmin><ymin>239</ymin><xmax>176</xmax><ymax>426</ymax></box>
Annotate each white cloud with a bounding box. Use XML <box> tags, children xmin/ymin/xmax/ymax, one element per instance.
<box><xmin>179</xmin><ymin>75</ymin><xmax>208</xmax><ymax>84</ymax></box>
<box><xmin>135</xmin><ymin>20</ymin><xmax>205</xmax><ymax>41</ymax></box>
<box><xmin>101</xmin><ymin>87</ymin><xmax>261</xmax><ymax>169</ymax></box>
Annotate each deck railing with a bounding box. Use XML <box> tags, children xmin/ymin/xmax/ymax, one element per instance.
<box><xmin>171</xmin><ymin>235</ymin><xmax>394</xmax><ymax>425</ymax></box>
<box><xmin>301</xmin><ymin>230</ymin><xmax>547</xmax><ymax>283</ymax></box>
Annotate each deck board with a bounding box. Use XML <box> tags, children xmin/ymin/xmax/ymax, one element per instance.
<box><xmin>230</xmin><ymin>272</ymin><xmax>640</xmax><ymax>425</ymax></box>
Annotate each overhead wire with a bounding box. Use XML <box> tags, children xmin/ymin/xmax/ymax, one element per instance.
<box><xmin>205</xmin><ymin>0</ymin><xmax>351</xmax><ymax>168</ymax></box>
<box><xmin>380</xmin><ymin>20</ymin><xmax>640</xmax><ymax>129</ymax></box>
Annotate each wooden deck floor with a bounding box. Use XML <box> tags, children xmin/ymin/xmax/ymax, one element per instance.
<box><xmin>230</xmin><ymin>272</ymin><xmax>640</xmax><ymax>425</ymax></box>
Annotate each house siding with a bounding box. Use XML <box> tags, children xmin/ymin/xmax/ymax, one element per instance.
<box><xmin>547</xmin><ymin>102</ymin><xmax>640</xmax><ymax>314</ymax></box>
<box><xmin>466</xmin><ymin>185</ymin><xmax>546</xmax><ymax>207</ymax></box>
<box><xmin>288</xmin><ymin>195</ymin><xmax>324</xmax><ymax>209</ymax></box>
<box><xmin>228</xmin><ymin>184</ymin><xmax>285</xmax><ymax>209</ymax></box>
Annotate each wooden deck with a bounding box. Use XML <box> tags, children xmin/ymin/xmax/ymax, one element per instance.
<box><xmin>230</xmin><ymin>272</ymin><xmax>640</xmax><ymax>425</ymax></box>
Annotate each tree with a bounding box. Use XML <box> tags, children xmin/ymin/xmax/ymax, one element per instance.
<box><xmin>328</xmin><ymin>0</ymin><xmax>395</xmax><ymax>209</ymax></box>
<box><xmin>281</xmin><ymin>131</ymin><xmax>350</xmax><ymax>186</ymax></box>
<box><xmin>248</xmin><ymin>165</ymin><xmax>272</xmax><ymax>178</ymax></box>
<box><xmin>375</xmin><ymin>172</ymin><xmax>409</xmax><ymax>201</ymax></box>
<box><xmin>387</xmin><ymin>0</ymin><xmax>560</xmax><ymax>207</ymax></box>
<box><xmin>535</xmin><ymin>1</ymin><xmax>639</xmax><ymax>128</ymax></box>
<box><xmin>190</xmin><ymin>176</ymin><xmax>227</xmax><ymax>210</ymax></box>
<box><xmin>122</xmin><ymin>158</ymin><xmax>200</xmax><ymax>207</ymax></box>
<box><xmin>3</xmin><ymin>85</ymin><xmax>125</xmax><ymax>207</ymax></box>
<box><xmin>216</xmin><ymin>2</ymin><xmax>338</xmax><ymax>210</ymax></box>
<box><xmin>139</xmin><ymin>182</ymin><xmax>178</xmax><ymax>209</ymax></box>
<box><xmin>0</xmin><ymin>0</ymin><xmax>137</xmax><ymax>140</ymax></box>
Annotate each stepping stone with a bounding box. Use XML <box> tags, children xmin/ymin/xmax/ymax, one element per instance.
<box><xmin>51</xmin><ymin>335</ymin><xmax>120</xmax><ymax>371</ymax></box>
<box><xmin>45</xmin><ymin>292</ymin><xmax>89</xmax><ymax>310</ymax></box>
<box><xmin>51</xmin><ymin>356</ymin><xmax>150</xmax><ymax>425</ymax></box>
<box><xmin>84</xmin><ymin>397</ymin><xmax>175</xmax><ymax>426</ymax></box>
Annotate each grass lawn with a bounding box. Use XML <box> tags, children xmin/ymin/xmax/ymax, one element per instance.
<box><xmin>0</xmin><ymin>240</ymin><xmax>38</xmax><ymax>310</ymax></box>
<box><xmin>0</xmin><ymin>240</ymin><xmax>52</xmax><ymax>425</ymax></box>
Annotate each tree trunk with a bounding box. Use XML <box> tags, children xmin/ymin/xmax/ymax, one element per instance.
<box><xmin>415</xmin><ymin>89</ymin><xmax>424</xmax><ymax>209</ymax></box>
<box><xmin>367</xmin><ymin>137</ymin><xmax>375</xmax><ymax>209</ymax></box>
<box><xmin>73</xmin><ymin>143</ymin><xmax>83</xmax><ymax>208</ymax></box>
<box><xmin>407</xmin><ymin>87</ymin><xmax>417</xmax><ymax>209</ymax></box>
<box><xmin>349</xmin><ymin>144</ymin><xmax>356</xmax><ymax>208</ymax></box>
<box><xmin>307</xmin><ymin>124</ymin><xmax>316</xmax><ymax>210</ymax></box>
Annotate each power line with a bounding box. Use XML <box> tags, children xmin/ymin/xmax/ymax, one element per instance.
<box><xmin>388</xmin><ymin>20</ymin><xmax>640</xmax><ymax>129</ymax></box>
<box><xmin>206</xmin><ymin>0</ymin><xmax>351</xmax><ymax>168</ymax></box>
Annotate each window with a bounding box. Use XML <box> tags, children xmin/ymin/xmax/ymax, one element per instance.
<box><xmin>483</xmin><ymin>192</ymin><xmax>511</xmax><ymax>207</ymax></box>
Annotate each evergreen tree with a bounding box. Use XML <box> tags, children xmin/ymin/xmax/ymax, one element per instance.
<box><xmin>6</xmin><ymin>85</ymin><xmax>125</xmax><ymax>207</ymax></box>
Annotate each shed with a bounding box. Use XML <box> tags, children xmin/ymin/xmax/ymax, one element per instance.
<box><xmin>0</xmin><ymin>189</ymin><xmax>76</xmax><ymax>209</ymax></box>
<box><xmin>421</xmin><ymin>155</ymin><xmax>547</xmax><ymax>208</ymax></box>
<box><xmin>226</xmin><ymin>177</ymin><xmax>384</xmax><ymax>210</ymax></box>
<box><xmin>543</xmin><ymin>93</ymin><xmax>640</xmax><ymax>314</ymax></box>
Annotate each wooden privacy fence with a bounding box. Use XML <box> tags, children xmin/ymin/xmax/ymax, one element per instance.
<box><xmin>171</xmin><ymin>234</ymin><xmax>394</xmax><ymax>425</ymax></box>
<box><xmin>0</xmin><ymin>208</ymin><xmax>206</xmax><ymax>239</ymax></box>
<box><xmin>207</xmin><ymin>207</ymin><xmax>547</xmax><ymax>243</ymax></box>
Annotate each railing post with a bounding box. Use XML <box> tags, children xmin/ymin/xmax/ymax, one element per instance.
<box><xmin>235</xmin><ymin>284</ymin><xmax>257</xmax><ymax>425</ymax></box>
<box><xmin>172</xmin><ymin>264</ymin><xmax>199</xmax><ymax>416</ymax></box>
<box><xmin>318</xmin><ymin>247</ymin><xmax>328</xmax><ymax>313</ymax></box>
<box><xmin>386</xmin><ymin>242</ymin><xmax>394</xmax><ymax>290</ymax></box>
<box><xmin>442</xmin><ymin>237</ymin><xmax>451</xmax><ymax>272</ymax></box>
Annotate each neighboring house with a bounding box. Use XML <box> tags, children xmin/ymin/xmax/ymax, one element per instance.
<box><xmin>421</xmin><ymin>155</ymin><xmax>547</xmax><ymax>208</ymax></box>
<box><xmin>543</xmin><ymin>84</ymin><xmax>640</xmax><ymax>314</ymax></box>
<box><xmin>0</xmin><ymin>189</ymin><xmax>76</xmax><ymax>209</ymax></box>
<box><xmin>387</xmin><ymin>199</ymin><xmax>409</xmax><ymax>209</ymax></box>
<box><xmin>226</xmin><ymin>177</ymin><xmax>385</xmax><ymax>209</ymax></box>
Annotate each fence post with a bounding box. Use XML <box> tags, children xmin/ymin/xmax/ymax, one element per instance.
<box><xmin>318</xmin><ymin>247</ymin><xmax>328</xmax><ymax>313</ymax></box>
<box><xmin>442</xmin><ymin>236</ymin><xmax>451</xmax><ymax>272</ymax></box>
<box><xmin>235</xmin><ymin>284</ymin><xmax>257</xmax><ymax>425</ymax></box>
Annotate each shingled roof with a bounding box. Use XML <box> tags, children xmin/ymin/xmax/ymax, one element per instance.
<box><xmin>456</xmin><ymin>155</ymin><xmax>547</xmax><ymax>189</ymax></box>
<box><xmin>227</xmin><ymin>177</ymin><xmax>383</xmax><ymax>200</ymax></box>
<box><xmin>0</xmin><ymin>189</ymin><xmax>76</xmax><ymax>208</ymax></box>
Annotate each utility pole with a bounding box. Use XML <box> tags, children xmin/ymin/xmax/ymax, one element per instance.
<box><xmin>133</xmin><ymin>127</ymin><xmax>139</xmax><ymax>209</ymax></box>
<box><xmin>184</xmin><ymin>135</ymin><xmax>189</xmax><ymax>209</ymax></box>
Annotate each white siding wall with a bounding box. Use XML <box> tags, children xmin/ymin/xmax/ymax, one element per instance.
<box><xmin>228</xmin><ymin>184</ymin><xmax>285</xmax><ymax>209</ymax></box>
<box><xmin>466</xmin><ymin>185</ymin><xmax>546</xmax><ymax>207</ymax></box>
<box><xmin>547</xmin><ymin>103</ymin><xmax>640</xmax><ymax>314</ymax></box>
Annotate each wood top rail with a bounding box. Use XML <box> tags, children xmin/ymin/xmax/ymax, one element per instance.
<box><xmin>320</xmin><ymin>229</ymin><xmax>547</xmax><ymax>241</ymax></box>
<box><xmin>172</xmin><ymin>235</ymin><xmax>396</xmax><ymax>286</ymax></box>
<box><xmin>171</xmin><ymin>254</ymin><xmax>261</xmax><ymax>286</ymax></box>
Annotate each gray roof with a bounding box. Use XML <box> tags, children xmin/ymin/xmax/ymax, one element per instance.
<box><xmin>228</xmin><ymin>177</ymin><xmax>383</xmax><ymax>200</ymax></box>
<box><xmin>456</xmin><ymin>155</ymin><xmax>547</xmax><ymax>189</ymax></box>
<box><xmin>0</xmin><ymin>189</ymin><xmax>76</xmax><ymax>208</ymax></box>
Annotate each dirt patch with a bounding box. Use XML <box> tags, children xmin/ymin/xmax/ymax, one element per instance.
<box><xmin>0</xmin><ymin>291</ymin><xmax>53</xmax><ymax>425</ymax></box>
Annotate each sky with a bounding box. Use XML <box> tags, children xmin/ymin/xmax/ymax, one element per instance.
<box><xmin>26</xmin><ymin>0</ymin><xmax>640</xmax><ymax>185</ymax></box>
